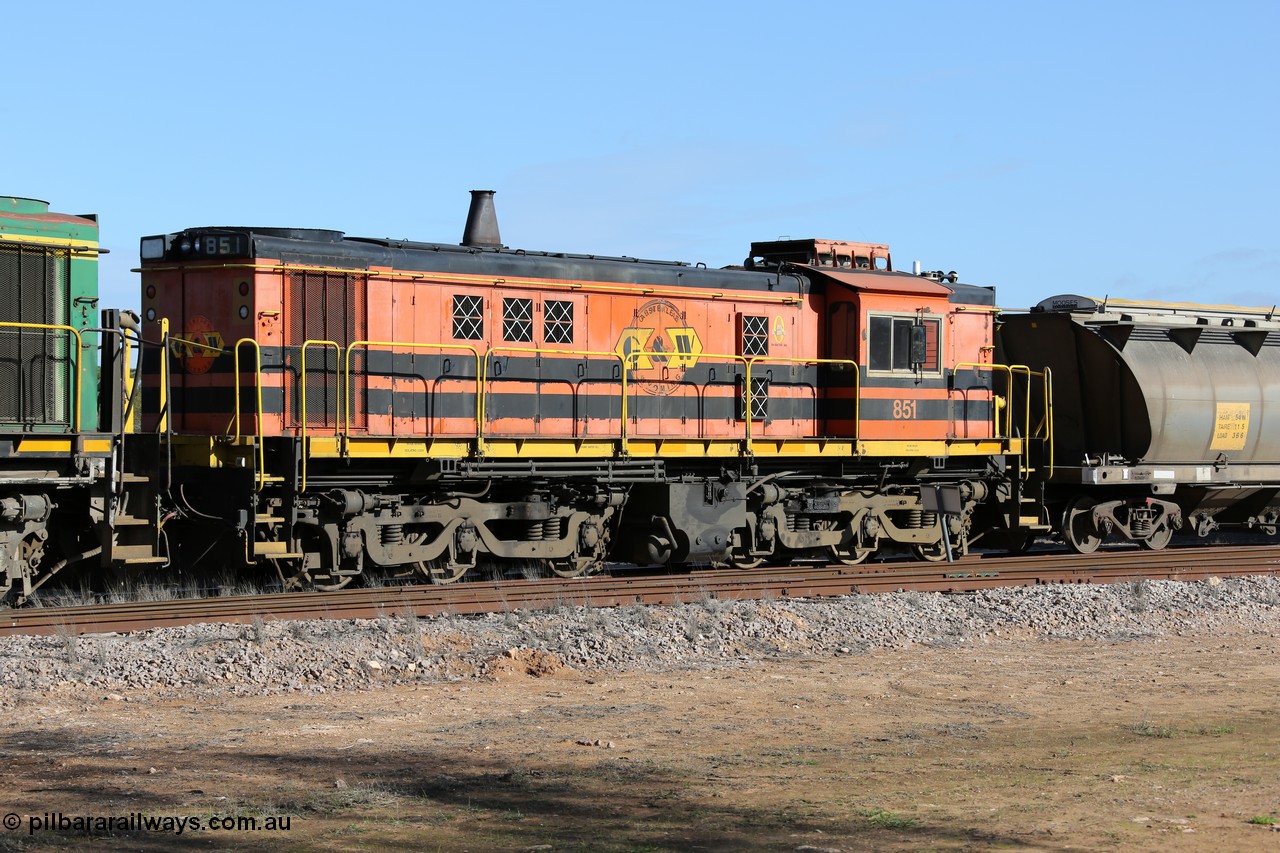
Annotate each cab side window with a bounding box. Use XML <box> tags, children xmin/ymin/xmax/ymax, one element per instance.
<box><xmin>868</xmin><ymin>315</ymin><xmax>940</xmax><ymax>373</ymax></box>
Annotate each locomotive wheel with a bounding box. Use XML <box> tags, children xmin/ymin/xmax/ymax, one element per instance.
<box><xmin>829</xmin><ymin>543</ymin><xmax>873</xmax><ymax>566</ymax></box>
<box><xmin>312</xmin><ymin>575</ymin><xmax>353</xmax><ymax>592</ymax></box>
<box><xmin>912</xmin><ymin>541</ymin><xmax>949</xmax><ymax>563</ymax></box>
<box><xmin>1063</xmin><ymin>498</ymin><xmax>1103</xmax><ymax>554</ymax></box>
<box><xmin>549</xmin><ymin>555</ymin><xmax>604</xmax><ymax>578</ymax></box>
<box><xmin>419</xmin><ymin>559</ymin><xmax>471</xmax><ymax>585</ymax></box>
<box><xmin>727</xmin><ymin>549</ymin><xmax>765</xmax><ymax>569</ymax></box>
<box><xmin>1140</xmin><ymin>525</ymin><xmax>1174</xmax><ymax>551</ymax></box>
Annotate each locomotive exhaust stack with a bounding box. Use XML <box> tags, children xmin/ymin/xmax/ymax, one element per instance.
<box><xmin>461</xmin><ymin>189</ymin><xmax>502</xmax><ymax>248</ymax></box>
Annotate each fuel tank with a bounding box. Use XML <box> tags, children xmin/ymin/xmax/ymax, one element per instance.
<box><xmin>998</xmin><ymin>295</ymin><xmax>1280</xmax><ymax>466</ymax></box>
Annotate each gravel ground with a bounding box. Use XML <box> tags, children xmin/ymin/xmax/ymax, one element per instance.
<box><xmin>2</xmin><ymin>576</ymin><xmax>1278</xmax><ymax>703</ymax></box>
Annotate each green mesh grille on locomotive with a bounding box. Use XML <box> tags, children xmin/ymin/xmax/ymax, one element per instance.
<box><xmin>0</xmin><ymin>244</ymin><xmax>71</xmax><ymax>426</ymax></box>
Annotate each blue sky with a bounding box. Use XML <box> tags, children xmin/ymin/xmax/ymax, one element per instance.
<box><xmin>6</xmin><ymin>1</ymin><xmax>1277</xmax><ymax>312</ymax></box>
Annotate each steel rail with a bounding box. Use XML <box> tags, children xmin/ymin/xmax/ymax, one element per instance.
<box><xmin>3</xmin><ymin>545</ymin><xmax>1278</xmax><ymax>637</ymax></box>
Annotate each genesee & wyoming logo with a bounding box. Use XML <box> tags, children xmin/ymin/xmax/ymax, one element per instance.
<box><xmin>613</xmin><ymin>299</ymin><xmax>703</xmax><ymax>397</ymax></box>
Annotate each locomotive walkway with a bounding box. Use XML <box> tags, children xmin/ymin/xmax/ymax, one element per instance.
<box><xmin>3</xmin><ymin>545</ymin><xmax>1278</xmax><ymax>637</ymax></box>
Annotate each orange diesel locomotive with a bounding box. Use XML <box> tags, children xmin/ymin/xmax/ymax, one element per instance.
<box><xmin>140</xmin><ymin>192</ymin><xmax>1036</xmax><ymax>588</ymax></box>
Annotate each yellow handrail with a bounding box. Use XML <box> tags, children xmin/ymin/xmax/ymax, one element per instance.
<box><xmin>121</xmin><ymin>327</ymin><xmax>138</xmax><ymax>433</ymax></box>
<box><xmin>299</xmin><ymin>340</ymin><xmax>342</xmax><ymax>492</ymax></box>
<box><xmin>990</xmin><ymin>363</ymin><xmax>1054</xmax><ymax>475</ymax></box>
<box><xmin>232</xmin><ymin>338</ymin><xmax>266</xmax><ymax>492</ymax></box>
<box><xmin>742</xmin><ymin>356</ymin><xmax>861</xmax><ymax>453</ymax></box>
<box><xmin>158</xmin><ymin>319</ymin><xmax>169</xmax><ymax>434</ymax></box>
<box><xmin>0</xmin><ymin>321</ymin><xmax>85</xmax><ymax>431</ymax></box>
<box><xmin>1043</xmin><ymin>366</ymin><xmax>1054</xmax><ymax>477</ymax></box>
<box><xmin>344</xmin><ymin>341</ymin><xmax>484</xmax><ymax>450</ymax></box>
<box><xmin>483</xmin><ymin>346</ymin><xmax>632</xmax><ymax>454</ymax></box>
<box><xmin>952</xmin><ymin>362</ymin><xmax>1013</xmax><ymax>438</ymax></box>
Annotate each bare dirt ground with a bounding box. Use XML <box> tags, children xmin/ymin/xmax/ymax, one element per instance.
<box><xmin>2</xmin><ymin>629</ymin><xmax>1278</xmax><ymax>852</ymax></box>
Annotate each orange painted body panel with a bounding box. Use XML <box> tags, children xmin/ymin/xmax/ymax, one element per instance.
<box><xmin>141</xmin><ymin>249</ymin><xmax>997</xmax><ymax>447</ymax></box>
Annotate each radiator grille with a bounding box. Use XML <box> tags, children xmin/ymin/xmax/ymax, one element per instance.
<box><xmin>0</xmin><ymin>244</ymin><xmax>71</xmax><ymax>427</ymax></box>
<box><xmin>284</xmin><ymin>271</ymin><xmax>367</xmax><ymax>428</ymax></box>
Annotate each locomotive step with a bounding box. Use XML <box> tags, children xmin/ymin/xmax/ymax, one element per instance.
<box><xmin>254</xmin><ymin>541</ymin><xmax>305</xmax><ymax>559</ymax></box>
<box><xmin>118</xmin><ymin>473</ymin><xmax>151</xmax><ymax>484</ymax></box>
<box><xmin>111</xmin><ymin>544</ymin><xmax>166</xmax><ymax>565</ymax></box>
<box><xmin>112</xmin><ymin>514</ymin><xmax>151</xmax><ymax>527</ymax></box>
<box><xmin>255</xmin><ymin>514</ymin><xmax>285</xmax><ymax>524</ymax></box>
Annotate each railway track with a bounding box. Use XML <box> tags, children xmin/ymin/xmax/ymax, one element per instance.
<box><xmin>3</xmin><ymin>545</ymin><xmax>1279</xmax><ymax>637</ymax></box>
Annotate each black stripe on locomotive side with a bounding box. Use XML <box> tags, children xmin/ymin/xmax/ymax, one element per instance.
<box><xmin>142</xmin><ymin>346</ymin><xmax>995</xmax><ymax>426</ymax></box>
<box><xmin>143</xmin><ymin>347</ymin><xmax>995</xmax><ymax>391</ymax></box>
<box><xmin>147</xmin><ymin>383</ymin><xmax>991</xmax><ymax>428</ymax></box>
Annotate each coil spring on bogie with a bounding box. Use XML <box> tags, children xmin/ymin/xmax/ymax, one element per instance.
<box><xmin>543</xmin><ymin>518</ymin><xmax>561</xmax><ymax>540</ymax></box>
<box><xmin>788</xmin><ymin>514</ymin><xmax>812</xmax><ymax>532</ymax></box>
<box><xmin>902</xmin><ymin>510</ymin><xmax>938</xmax><ymax>529</ymax></box>
<box><xmin>526</xmin><ymin>520</ymin><xmax>544</xmax><ymax>541</ymax></box>
<box><xmin>1131</xmin><ymin>515</ymin><xmax>1152</xmax><ymax>537</ymax></box>
<box><xmin>382</xmin><ymin>523</ymin><xmax>404</xmax><ymax>545</ymax></box>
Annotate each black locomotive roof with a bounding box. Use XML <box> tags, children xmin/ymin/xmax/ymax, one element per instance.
<box><xmin>144</xmin><ymin>226</ymin><xmax>994</xmax><ymax>304</ymax></box>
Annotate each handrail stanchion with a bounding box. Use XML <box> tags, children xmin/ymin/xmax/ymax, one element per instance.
<box><xmin>952</xmin><ymin>362</ymin><xmax>1013</xmax><ymax>439</ymax></box>
<box><xmin>1044</xmin><ymin>366</ymin><xmax>1054</xmax><ymax>477</ymax></box>
<box><xmin>232</xmin><ymin>338</ymin><xmax>266</xmax><ymax>491</ymax></box>
<box><xmin>299</xmin><ymin>339</ymin><xmax>342</xmax><ymax>493</ymax></box>
<box><xmin>486</xmin><ymin>346</ymin><xmax>633</xmax><ymax>454</ymax></box>
<box><xmin>345</xmin><ymin>341</ymin><xmax>485</xmax><ymax>454</ymax></box>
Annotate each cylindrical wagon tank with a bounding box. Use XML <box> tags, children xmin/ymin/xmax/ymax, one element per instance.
<box><xmin>998</xmin><ymin>294</ymin><xmax>1280</xmax><ymax>550</ymax></box>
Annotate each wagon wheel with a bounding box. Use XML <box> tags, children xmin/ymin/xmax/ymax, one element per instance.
<box><xmin>1063</xmin><ymin>497</ymin><xmax>1103</xmax><ymax>554</ymax></box>
<box><xmin>1139</xmin><ymin>524</ymin><xmax>1174</xmax><ymax>551</ymax></box>
<box><xmin>829</xmin><ymin>542</ymin><xmax>874</xmax><ymax>566</ymax></box>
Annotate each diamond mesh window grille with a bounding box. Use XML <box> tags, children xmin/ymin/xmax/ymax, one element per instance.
<box><xmin>737</xmin><ymin>376</ymin><xmax>769</xmax><ymax>420</ymax></box>
<box><xmin>502</xmin><ymin>297</ymin><xmax>533</xmax><ymax>343</ymax></box>
<box><xmin>742</xmin><ymin>315</ymin><xmax>769</xmax><ymax>357</ymax></box>
<box><xmin>453</xmin><ymin>295</ymin><xmax>484</xmax><ymax>340</ymax></box>
<box><xmin>543</xmin><ymin>299</ymin><xmax>574</xmax><ymax>344</ymax></box>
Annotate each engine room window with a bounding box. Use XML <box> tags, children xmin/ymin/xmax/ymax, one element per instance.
<box><xmin>452</xmin><ymin>294</ymin><xmax>484</xmax><ymax>340</ymax></box>
<box><xmin>868</xmin><ymin>315</ymin><xmax>940</xmax><ymax>373</ymax></box>
<box><xmin>502</xmin><ymin>297</ymin><xmax>533</xmax><ymax>343</ymax></box>
<box><xmin>737</xmin><ymin>376</ymin><xmax>770</xmax><ymax>420</ymax></box>
<box><xmin>740</xmin><ymin>315</ymin><xmax>769</xmax><ymax>357</ymax></box>
<box><xmin>543</xmin><ymin>299</ymin><xmax>574</xmax><ymax>344</ymax></box>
